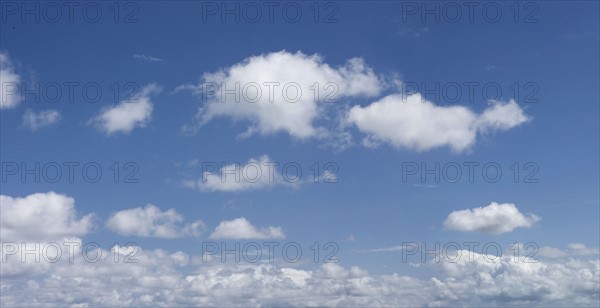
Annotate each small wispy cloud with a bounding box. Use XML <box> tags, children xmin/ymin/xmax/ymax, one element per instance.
<box><xmin>22</xmin><ymin>109</ymin><xmax>61</xmax><ymax>131</ymax></box>
<box><xmin>358</xmin><ymin>245</ymin><xmax>405</xmax><ymax>253</ymax></box>
<box><xmin>414</xmin><ymin>183</ymin><xmax>439</xmax><ymax>188</ymax></box>
<box><xmin>397</xmin><ymin>27</ymin><xmax>429</xmax><ymax>38</ymax></box>
<box><xmin>133</xmin><ymin>54</ymin><xmax>163</xmax><ymax>62</ymax></box>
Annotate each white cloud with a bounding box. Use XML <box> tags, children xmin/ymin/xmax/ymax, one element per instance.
<box><xmin>178</xmin><ymin>51</ymin><xmax>529</xmax><ymax>152</ymax></box>
<box><xmin>183</xmin><ymin>155</ymin><xmax>294</xmax><ymax>192</ymax></box>
<box><xmin>0</xmin><ymin>51</ymin><xmax>22</xmax><ymax>109</ymax></box>
<box><xmin>443</xmin><ymin>202</ymin><xmax>540</xmax><ymax>234</ymax></box>
<box><xmin>433</xmin><ymin>250</ymin><xmax>599</xmax><ymax>306</ymax></box>
<box><xmin>22</xmin><ymin>109</ymin><xmax>61</xmax><ymax>130</ymax></box>
<box><xmin>568</xmin><ymin>243</ymin><xmax>600</xmax><ymax>256</ymax></box>
<box><xmin>209</xmin><ymin>217</ymin><xmax>285</xmax><ymax>240</ymax></box>
<box><xmin>539</xmin><ymin>243</ymin><xmax>600</xmax><ymax>258</ymax></box>
<box><xmin>1</xmin><ymin>249</ymin><xmax>598</xmax><ymax>306</ymax></box>
<box><xmin>182</xmin><ymin>50</ymin><xmax>383</xmax><ymax>138</ymax></box>
<box><xmin>0</xmin><ymin>196</ymin><xmax>595</xmax><ymax>306</ymax></box>
<box><xmin>107</xmin><ymin>204</ymin><xmax>204</xmax><ymax>238</ymax></box>
<box><xmin>476</xmin><ymin>99</ymin><xmax>531</xmax><ymax>131</ymax></box>
<box><xmin>346</xmin><ymin>94</ymin><xmax>529</xmax><ymax>152</ymax></box>
<box><xmin>538</xmin><ymin>246</ymin><xmax>569</xmax><ymax>258</ymax></box>
<box><xmin>0</xmin><ymin>192</ymin><xmax>94</xmax><ymax>242</ymax></box>
<box><xmin>90</xmin><ymin>83</ymin><xmax>161</xmax><ymax>134</ymax></box>
<box><xmin>133</xmin><ymin>54</ymin><xmax>163</xmax><ymax>62</ymax></box>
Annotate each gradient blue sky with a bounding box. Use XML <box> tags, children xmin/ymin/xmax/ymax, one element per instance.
<box><xmin>1</xmin><ymin>1</ymin><xmax>599</xmax><ymax>306</ymax></box>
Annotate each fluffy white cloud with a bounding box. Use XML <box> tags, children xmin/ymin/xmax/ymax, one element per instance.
<box><xmin>3</xmin><ymin>195</ymin><xmax>595</xmax><ymax>306</ymax></box>
<box><xmin>346</xmin><ymin>94</ymin><xmax>529</xmax><ymax>152</ymax></box>
<box><xmin>443</xmin><ymin>202</ymin><xmax>540</xmax><ymax>234</ymax></box>
<box><xmin>179</xmin><ymin>51</ymin><xmax>530</xmax><ymax>152</ymax></box>
<box><xmin>22</xmin><ymin>109</ymin><xmax>61</xmax><ymax>130</ymax></box>
<box><xmin>432</xmin><ymin>250</ymin><xmax>599</xmax><ymax>306</ymax></box>
<box><xmin>209</xmin><ymin>217</ymin><xmax>285</xmax><ymax>240</ymax></box>
<box><xmin>107</xmin><ymin>204</ymin><xmax>204</xmax><ymax>238</ymax></box>
<box><xmin>0</xmin><ymin>192</ymin><xmax>94</xmax><ymax>242</ymax></box>
<box><xmin>182</xmin><ymin>50</ymin><xmax>383</xmax><ymax>138</ymax></box>
<box><xmin>476</xmin><ymin>99</ymin><xmax>531</xmax><ymax>131</ymax></box>
<box><xmin>90</xmin><ymin>83</ymin><xmax>161</xmax><ymax>134</ymax></box>
<box><xmin>1</xmin><ymin>248</ymin><xmax>598</xmax><ymax>306</ymax></box>
<box><xmin>0</xmin><ymin>51</ymin><xmax>22</xmax><ymax>109</ymax></box>
<box><xmin>183</xmin><ymin>155</ymin><xmax>294</xmax><ymax>192</ymax></box>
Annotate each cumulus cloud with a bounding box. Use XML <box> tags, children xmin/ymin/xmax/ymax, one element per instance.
<box><xmin>181</xmin><ymin>50</ymin><xmax>383</xmax><ymax>138</ymax></box>
<box><xmin>346</xmin><ymin>94</ymin><xmax>529</xmax><ymax>152</ymax></box>
<box><xmin>107</xmin><ymin>204</ymin><xmax>204</xmax><ymax>238</ymax></box>
<box><xmin>0</xmin><ymin>51</ymin><xmax>22</xmax><ymax>109</ymax></box>
<box><xmin>0</xmin><ymin>195</ymin><xmax>596</xmax><ymax>307</ymax></box>
<box><xmin>22</xmin><ymin>109</ymin><xmax>61</xmax><ymax>130</ymax></box>
<box><xmin>443</xmin><ymin>202</ymin><xmax>540</xmax><ymax>234</ymax></box>
<box><xmin>178</xmin><ymin>51</ymin><xmax>529</xmax><ymax>152</ymax></box>
<box><xmin>476</xmin><ymin>99</ymin><xmax>531</xmax><ymax>131</ymax></box>
<box><xmin>89</xmin><ymin>83</ymin><xmax>161</xmax><ymax>134</ymax></box>
<box><xmin>433</xmin><ymin>250</ymin><xmax>599</xmax><ymax>306</ymax></box>
<box><xmin>209</xmin><ymin>217</ymin><xmax>284</xmax><ymax>240</ymax></box>
<box><xmin>0</xmin><ymin>192</ymin><xmax>94</xmax><ymax>242</ymax></box>
<box><xmin>1</xmin><ymin>248</ymin><xmax>598</xmax><ymax>306</ymax></box>
<box><xmin>183</xmin><ymin>155</ymin><xmax>294</xmax><ymax>192</ymax></box>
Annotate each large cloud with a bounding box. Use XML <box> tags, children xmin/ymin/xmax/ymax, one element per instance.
<box><xmin>0</xmin><ymin>192</ymin><xmax>94</xmax><ymax>242</ymax></box>
<box><xmin>0</xmin><ymin>192</ymin><xmax>94</xmax><ymax>278</ymax></box>
<box><xmin>209</xmin><ymin>217</ymin><xmax>285</xmax><ymax>240</ymax></box>
<box><xmin>0</xmin><ymin>193</ymin><xmax>597</xmax><ymax>306</ymax></box>
<box><xmin>90</xmin><ymin>83</ymin><xmax>161</xmax><ymax>134</ymax></box>
<box><xmin>1</xmin><ymin>249</ymin><xmax>598</xmax><ymax>306</ymax></box>
<box><xmin>443</xmin><ymin>202</ymin><xmax>540</xmax><ymax>234</ymax></box>
<box><xmin>107</xmin><ymin>204</ymin><xmax>204</xmax><ymax>238</ymax></box>
<box><xmin>346</xmin><ymin>94</ymin><xmax>530</xmax><ymax>152</ymax></box>
<box><xmin>181</xmin><ymin>50</ymin><xmax>383</xmax><ymax>138</ymax></box>
<box><xmin>0</xmin><ymin>51</ymin><xmax>22</xmax><ymax>109</ymax></box>
<box><xmin>433</xmin><ymin>250</ymin><xmax>599</xmax><ymax>306</ymax></box>
<box><xmin>179</xmin><ymin>51</ymin><xmax>530</xmax><ymax>152</ymax></box>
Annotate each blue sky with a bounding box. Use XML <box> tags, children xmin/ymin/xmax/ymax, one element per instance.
<box><xmin>1</xmin><ymin>1</ymin><xmax>599</xmax><ymax>306</ymax></box>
